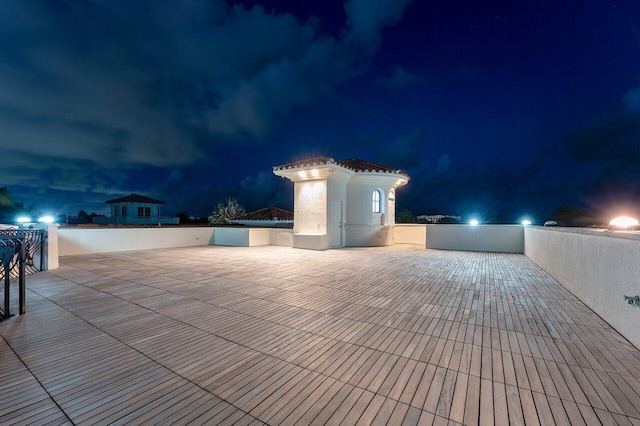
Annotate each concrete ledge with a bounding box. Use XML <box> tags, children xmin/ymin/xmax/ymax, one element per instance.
<box><xmin>59</xmin><ymin>227</ymin><xmax>215</xmax><ymax>256</ymax></box>
<box><xmin>394</xmin><ymin>224</ymin><xmax>427</xmax><ymax>245</ymax></box>
<box><xmin>293</xmin><ymin>234</ymin><xmax>330</xmax><ymax>250</ymax></box>
<box><xmin>525</xmin><ymin>226</ymin><xmax>640</xmax><ymax>348</ymax></box>
<box><xmin>426</xmin><ymin>224</ymin><xmax>524</xmax><ymax>253</ymax></box>
<box><xmin>269</xmin><ymin>229</ymin><xmax>294</xmax><ymax>247</ymax></box>
<box><xmin>212</xmin><ymin>228</ymin><xmax>271</xmax><ymax>247</ymax></box>
<box><xmin>345</xmin><ymin>225</ymin><xmax>391</xmax><ymax>247</ymax></box>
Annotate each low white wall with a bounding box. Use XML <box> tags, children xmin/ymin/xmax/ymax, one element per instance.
<box><xmin>58</xmin><ymin>227</ymin><xmax>215</xmax><ymax>256</ymax></box>
<box><xmin>394</xmin><ymin>224</ymin><xmax>427</xmax><ymax>245</ymax></box>
<box><xmin>212</xmin><ymin>228</ymin><xmax>248</xmax><ymax>246</ymax></box>
<box><xmin>249</xmin><ymin>229</ymin><xmax>271</xmax><ymax>246</ymax></box>
<box><xmin>426</xmin><ymin>224</ymin><xmax>524</xmax><ymax>253</ymax></box>
<box><xmin>211</xmin><ymin>228</ymin><xmax>272</xmax><ymax>247</ymax></box>
<box><xmin>269</xmin><ymin>229</ymin><xmax>294</xmax><ymax>247</ymax></box>
<box><xmin>293</xmin><ymin>233</ymin><xmax>330</xmax><ymax>250</ymax></box>
<box><xmin>525</xmin><ymin>226</ymin><xmax>640</xmax><ymax>348</ymax></box>
<box><xmin>345</xmin><ymin>225</ymin><xmax>392</xmax><ymax>247</ymax></box>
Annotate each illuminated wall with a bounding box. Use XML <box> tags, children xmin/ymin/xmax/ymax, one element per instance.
<box><xmin>293</xmin><ymin>179</ymin><xmax>327</xmax><ymax>234</ymax></box>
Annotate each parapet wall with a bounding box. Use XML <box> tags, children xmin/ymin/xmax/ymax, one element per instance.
<box><xmin>525</xmin><ymin>226</ymin><xmax>640</xmax><ymax>349</ymax></box>
<box><xmin>58</xmin><ymin>227</ymin><xmax>216</xmax><ymax>256</ymax></box>
<box><xmin>426</xmin><ymin>224</ymin><xmax>524</xmax><ymax>253</ymax></box>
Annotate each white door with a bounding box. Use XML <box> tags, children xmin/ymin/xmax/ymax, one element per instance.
<box><xmin>329</xmin><ymin>201</ymin><xmax>343</xmax><ymax>247</ymax></box>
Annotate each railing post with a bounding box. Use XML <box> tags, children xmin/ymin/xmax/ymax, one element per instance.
<box><xmin>19</xmin><ymin>240</ymin><xmax>26</xmax><ymax>315</ymax></box>
<box><xmin>3</xmin><ymin>241</ymin><xmax>11</xmax><ymax>319</ymax></box>
<box><xmin>40</xmin><ymin>229</ymin><xmax>45</xmax><ymax>271</ymax></box>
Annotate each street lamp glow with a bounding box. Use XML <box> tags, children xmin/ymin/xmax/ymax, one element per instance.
<box><xmin>521</xmin><ymin>220</ymin><xmax>531</xmax><ymax>226</ymax></box>
<box><xmin>469</xmin><ymin>219</ymin><xmax>479</xmax><ymax>226</ymax></box>
<box><xmin>38</xmin><ymin>216</ymin><xmax>54</xmax><ymax>224</ymax></box>
<box><xmin>17</xmin><ymin>216</ymin><xmax>31</xmax><ymax>223</ymax></box>
<box><xmin>609</xmin><ymin>216</ymin><xmax>639</xmax><ymax>229</ymax></box>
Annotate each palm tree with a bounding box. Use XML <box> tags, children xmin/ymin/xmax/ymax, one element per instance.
<box><xmin>0</xmin><ymin>188</ymin><xmax>14</xmax><ymax>207</ymax></box>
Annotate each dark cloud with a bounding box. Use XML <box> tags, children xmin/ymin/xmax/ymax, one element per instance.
<box><xmin>374</xmin><ymin>128</ymin><xmax>425</xmax><ymax>170</ymax></box>
<box><xmin>0</xmin><ymin>0</ymin><xmax>414</xmax><ymax>213</ymax></box>
<box><xmin>396</xmin><ymin>151</ymin><xmax>578</xmax><ymax>222</ymax></box>
<box><xmin>239</xmin><ymin>171</ymin><xmax>292</xmax><ymax>211</ymax></box>
<box><xmin>377</xmin><ymin>66</ymin><xmax>420</xmax><ymax>89</ymax></box>
<box><xmin>562</xmin><ymin>111</ymin><xmax>640</xmax><ymax>166</ymax></box>
<box><xmin>344</xmin><ymin>0</ymin><xmax>414</xmax><ymax>48</ymax></box>
<box><xmin>624</xmin><ymin>87</ymin><xmax>640</xmax><ymax>112</ymax></box>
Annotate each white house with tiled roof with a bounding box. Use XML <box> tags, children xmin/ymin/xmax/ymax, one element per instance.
<box><xmin>93</xmin><ymin>193</ymin><xmax>179</xmax><ymax>225</ymax></box>
<box><xmin>273</xmin><ymin>157</ymin><xmax>409</xmax><ymax>250</ymax></box>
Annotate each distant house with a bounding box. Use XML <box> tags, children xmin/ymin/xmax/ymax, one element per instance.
<box><xmin>273</xmin><ymin>156</ymin><xmax>409</xmax><ymax>250</ymax></box>
<box><xmin>234</xmin><ymin>207</ymin><xmax>294</xmax><ymax>227</ymax></box>
<box><xmin>93</xmin><ymin>193</ymin><xmax>179</xmax><ymax>225</ymax></box>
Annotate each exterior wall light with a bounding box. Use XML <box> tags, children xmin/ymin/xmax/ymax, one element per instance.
<box><xmin>521</xmin><ymin>220</ymin><xmax>531</xmax><ymax>226</ymax></box>
<box><xmin>17</xmin><ymin>216</ymin><xmax>32</xmax><ymax>223</ymax></box>
<box><xmin>609</xmin><ymin>216</ymin><xmax>640</xmax><ymax>230</ymax></box>
<box><xmin>38</xmin><ymin>216</ymin><xmax>54</xmax><ymax>224</ymax></box>
<box><xmin>469</xmin><ymin>219</ymin><xmax>479</xmax><ymax>226</ymax></box>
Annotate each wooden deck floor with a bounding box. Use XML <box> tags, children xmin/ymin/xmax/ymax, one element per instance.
<box><xmin>1</xmin><ymin>244</ymin><xmax>640</xmax><ymax>425</ymax></box>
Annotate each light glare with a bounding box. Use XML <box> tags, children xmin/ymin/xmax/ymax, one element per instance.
<box><xmin>38</xmin><ymin>216</ymin><xmax>54</xmax><ymax>224</ymax></box>
<box><xmin>470</xmin><ymin>219</ymin><xmax>479</xmax><ymax>226</ymax></box>
<box><xmin>609</xmin><ymin>216</ymin><xmax>639</xmax><ymax>228</ymax></box>
<box><xmin>521</xmin><ymin>220</ymin><xmax>531</xmax><ymax>226</ymax></box>
<box><xmin>17</xmin><ymin>216</ymin><xmax>31</xmax><ymax>223</ymax></box>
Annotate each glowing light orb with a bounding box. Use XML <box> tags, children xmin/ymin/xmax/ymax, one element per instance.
<box><xmin>609</xmin><ymin>216</ymin><xmax>639</xmax><ymax>229</ymax></box>
<box><xmin>16</xmin><ymin>216</ymin><xmax>31</xmax><ymax>223</ymax></box>
<box><xmin>469</xmin><ymin>219</ymin><xmax>479</xmax><ymax>226</ymax></box>
<box><xmin>521</xmin><ymin>220</ymin><xmax>531</xmax><ymax>226</ymax></box>
<box><xmin>38</xmin><ymin>216</ymin><xmax>54</xmax><ymax>224</ymax></box>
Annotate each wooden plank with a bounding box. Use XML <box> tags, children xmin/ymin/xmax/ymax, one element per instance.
<box><xmin>1</xmin><ymin>246</ymin><xmax>639</xmax><ymax>426</ymax></box>
<box><xmin>479</xmin><ymin>378</ymin><xmax>494</xmax><ymax>426</ymax></box>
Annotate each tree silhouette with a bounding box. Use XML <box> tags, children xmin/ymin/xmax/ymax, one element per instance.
<box><xmin>208</xmin><ymin>198</ymin><xmax>246</xmax><ymax>224</ymax></box>
<box><xmin>0</xmin><ymin>188</ymin><xmax>14</xmax><ymax>207</ymax></box>
<box><xmin>396</xmin><ymin>210</ymin><xmax>416</xmax><ymax>223</ymax></box>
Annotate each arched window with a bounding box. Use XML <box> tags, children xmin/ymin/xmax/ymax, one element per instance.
<box><xmin>372</xmin><ymin>190</ymin><xmax>382</xmax><ymax>213</ymax></box>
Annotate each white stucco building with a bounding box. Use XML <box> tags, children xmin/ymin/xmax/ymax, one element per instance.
<box><xmin>273</xmin><ymin>157</ymin><xmax>409</xmax><ymax>250</ymax></box>
<box><xmin>93</xmin><ymin>193</ymin><xmax>179</xmax><ymax>225</ymax></box>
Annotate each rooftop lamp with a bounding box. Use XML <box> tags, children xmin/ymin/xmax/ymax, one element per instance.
<box><xmin>16</xmin><ymin>216</ymin><xmax>32</xmax><ymax>223</ymax></box>
<box><xmin>38</xmin><ymin>215</ymin><xmax>54</xmax><ymax>224</ymax></box>
<box><xmin>521</xmin><ymin>220</ymin><xmax>532</xmax><ymax>226</ymax></box>
<box><xmin>608</xmin><ymin>216</ymin><xmax>640</xmax><ymax>230</ymax></box>
<box><xmin>469</xmin><ymin>219</ymin><xmax>479</xmax><ymax>226</ymax></box>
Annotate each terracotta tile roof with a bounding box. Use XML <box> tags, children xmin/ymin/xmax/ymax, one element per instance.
<box><xmin>272</xmin><ymin>156</ymin><xmax>335</xmax><ymax>171</ymax></box>
<box><xmin>239</xmin><ymin>207</ymin><xmax>293</xmax><ymax>221</ymax></box>
<box><xmin>105</xmin><ymin>193</ymin><xmax>166</xmax><ymax>204</ymax></box>
<box><xmin>238</xmin><ymin>207</ymin><xmax>293</xmax><ymax>220</ymax></box>
<box><xmin>336</xmin><ymin>158</ymin><xmax>409</xmax><ymax>179</ymax></box>
<box><xmin>273</xmin><ymin>157</ymin><xmax>409</xmax><ymax>179</ymax></box>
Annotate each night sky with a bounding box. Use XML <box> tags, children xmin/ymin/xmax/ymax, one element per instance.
<box><xmin>1</xmin><ymin>0</ymin><xmax>639</xmax><ymax>222</ymax></box>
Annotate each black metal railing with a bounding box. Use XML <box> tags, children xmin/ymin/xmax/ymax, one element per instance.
<box><xmin>0</xmin><ymin>229</ymin><xmax>46</xmax><ymax>278</ymax></box>
<box><xmin>0</xmin><ymin>229</ymin><xmax>46</xmax><ymax>320</ymax></box>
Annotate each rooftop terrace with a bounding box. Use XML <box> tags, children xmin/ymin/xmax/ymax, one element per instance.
<box><xmin>2</xmin><ymin>244</ymin><xmax>640</xmax><ymax>425</ymax></box>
